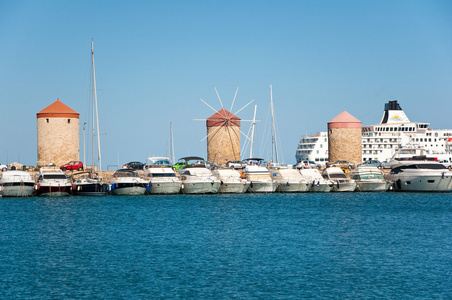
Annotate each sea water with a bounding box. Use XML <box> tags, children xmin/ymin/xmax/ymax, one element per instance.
<box><xmin>0</xmin><ymin>193</ymin><xmax>451</xmax><ymax>299</ymax></box>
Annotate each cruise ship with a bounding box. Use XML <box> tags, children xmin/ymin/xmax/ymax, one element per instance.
<box><xmin>295</xmin><ymin>100</ymin><xmax>452</xmax><ymax>165</ymax></box>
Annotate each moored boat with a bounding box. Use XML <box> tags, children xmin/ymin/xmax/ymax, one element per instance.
<box><xmin>270</xmin><ymin>167</ymin><xmax>310</xmax><ymax>193</ymax></box>
<box><xmin>212</xmin><ymin>168</ymin><xmax>249</xmax><ymax>193</ymax></box>
<box><xmin>110</xmin><ymin>169</ymin><xmax>148</xmax><ymax>195</ymax></box>
<box><xmin>143</xmin><ymin>156</ymin><xmax>181</xmax><ymax>194</ymax></box>
<box><xmin>384</xmin><ymin>152</ymin><xmax>452</xmax><ymax>192</ymax></box>
<box><xmin>178</xmin><ymin>157</ymin><xmax>220</xmax><ymax>194</ymax></box>
<box><xmin>351</xmin><ymin>166</ymin><xmax>391</xmax><ymax>192</ymax></box>
<box><xmin>0</xmin><ymin>170</ymin><xmax>35</xmax><ymax>197</ymax></box>
<box><xmin>243</xmin><ymin>158</ymin><xmax>277</xmax><ymax>193</ymax></box>
<box><xmin>322</xmin><ymin>167</ymin><xmax>357</xmax><ymax>192</ymax></box>
<box><xmin>35</xmin><ymin>167</ymin><xmax>73</xmax><ymax>197</ymax></box>
<box><xmin>298</xmin><ymin>168</ymin><xmax>333</xmax><ymax>192</ymax></box>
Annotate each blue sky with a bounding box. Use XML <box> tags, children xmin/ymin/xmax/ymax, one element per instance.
<box><xmin>1</xmin><ymin>0</ymin><xmax>451</xmax><ymax>168</ymax></box>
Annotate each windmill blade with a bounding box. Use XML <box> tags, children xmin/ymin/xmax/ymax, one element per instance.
<box><xmin>238</xmin><ymin>127</ymin><xmax>254</xmax><ymax>143</ymax></box>
<box><xmin>214</xmin><ymin>86</ymin><xmax>224</xmax><ymax>109</ymax></box>
<box><xmin>199</xmin><ymin>98</ymin><xmax>221</xmax><ymax>115</ymax></box>
<box><xmin>229</xmin><ymin>86</ymin><xmax>239</xmax><ymax>113</ymax></box>
<box><xmin>234</xmin><ymin>99</ymin><xmax>255</xmax><ymax>115</ymax></box>
<box><xmin>200</xmin><ymin>125</ymin><xmax>222</xmax><ymax>142</ymax></box>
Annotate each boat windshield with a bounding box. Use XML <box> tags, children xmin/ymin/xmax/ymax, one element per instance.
<box><xmin>327</xmin><ymin>173</ymin><xmax>347</xmax><ymax>179</ymax></box>
<box><xmin>151</xmin><ymin>173</ymin><xmax>176</xmax><ymax>177</ymax></box>
<box><xmin>352</xmin><ymin>174</ymin><xmax>383</xmax><ymax>180</ymax></box>
<box><xmin>43</xmin><ymin>174</ymin><xmax>67</xmax><ymax>180</ymax></box>
<box><xmin>114</xmin><ymin>171</ymin><xmax>139</xmax><ymax>177</ymax></box>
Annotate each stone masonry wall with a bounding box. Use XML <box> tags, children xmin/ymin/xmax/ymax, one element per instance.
<box><xmin>328</xmin><ymin>127</ymin><xmax>362</xmax><ymax>167</ymax></box>
<box><xmin>37</xmin><ymin>117</ymin><xmax>79</xmax><ymax>167</ymax></box>
<box><xmin>207</xmin><ymin>125</ymin><xmax>241</xmax><ymax>166</ymax></box>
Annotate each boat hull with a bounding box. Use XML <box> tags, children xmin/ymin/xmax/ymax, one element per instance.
<box><xmin>218</xmin><ymin>181</ymin><xmax>250</xmax><ymax>194</ymax></box>
<box><xmin>148</xmin><ymin>181</ymin><xmax>181</xmax><ymax>194</ymax></box>
<box><xmin>308</xmin><ymin>182</ymin><xmax>333</xmax><ymax>192</ymax></box>
<box><xmin>111</xmin><ymin>186</ymin><xmax>147</xmax><ymax>196</ymax></box>
<box><xmin>275</xmin><ymin>181</ymin><xmax>310</xmax><ymax>193</ymax></box>
<box><xmin>1</xmin><ymin>183</ymin><xmax>35</xmax><ymax>197</ymax></box>
<box><xmin>35</xmin><ymin>184</ymin><xmax>72</xmax><ymax>197</ymax></box>
<box><xmin>332</xmin><ymin>181</ymin><xmax>357</xmax><ymax>192</ymax></box>
<box><xmin>356</xmin><ymin>181</ymin><xmax>391</xmax><ymax>192</ymax></box>
<box><xmin>248</xmin><ymin>181</ymin><xmax>277</xmax><ymax>193</ymax></box>
<box><xmin>181</xmin><ymin>181</ymin><xmax>220</xmax><ymax>194</ymax></box>
<box><xmin>73</xmin><ymin>183</ymin><xmax>109</xmax><ymax>196</ymax></box>
<box><xmin>386</xmin><ymin>173</ymin><xmax>452</xmax><ymax>192</ymax></box>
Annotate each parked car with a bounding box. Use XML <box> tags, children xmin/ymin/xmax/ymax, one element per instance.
<box><xmin>60</xmin><ymin>161</ymin><xmax>83</xmax><ymax>171</ymax></box>
<box><xmin>122</xmin><ymin>161</ymin><xmax>145</xmax><ymax>170</ymax></box>
<box><xmin>358</xmin><ymin>159</ymin><xmax>382</xmax><ymax>168</ymax></box>
<box><xmin>0</xmin><ymin>163</ymin><xmax>7</xmax><ymax>171</ymax></box>
<box><xmin>226</xmin><ymin>160</ymin><xmax>246</xmax><ymax>169</ymax></box>
<box><xmin>297</xmin><ymin>160</ymin><xmax>320</xmax><ymax>169</ymax></box>
<box><xmin>326</xmin><ymin>160</ymin><xmax>355</xmax><ymax>170</ymax></box>
<box><xmin>172</xmin><ymin>161</ymin><xmax>188</xmax><ymax>170</ymax></box>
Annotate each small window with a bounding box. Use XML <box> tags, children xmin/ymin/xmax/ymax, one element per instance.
<box><xmin>46</xmin><ymin>118</ymin><xmax>49</xmax><ymax>123</ymax></box>
<box><xmin>68</xmin><ymin>119</ymin><xmax>71</xmax><ymax>124</ymax></box>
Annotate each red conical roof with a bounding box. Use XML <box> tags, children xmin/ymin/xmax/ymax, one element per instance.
<box><xmin>37</xmin><ymin>98</ymin><xmax>79</xmax><ymax>118</ymax></box>
<box><xmin>328</xmin><ymin>110</ymin><xmax>361</xmax><ymax>128</ymax></box>
<box><xmin>206</xmin><ymin>108</ymin><xmax>241</xmax><ymax>127</ymax></box>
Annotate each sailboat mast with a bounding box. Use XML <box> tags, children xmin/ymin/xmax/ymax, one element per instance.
<box><xmin>270</xmin><ymin>85</ymin><xmax>279</xmax><ymax>164</ymax></box>
<box><xmin>170</xmin><ymin>122</ymin><xmax>175</xmax><ymax>164</ymax></box>
<box><xmin>250</xmin><ymin>104</ymin><xmax>257</xmax><ymax>158</ymax></box>
<box><xmin>91</xmin><ymin>39</ymin><xmax>102</xmax><ymax>174</ymax></box>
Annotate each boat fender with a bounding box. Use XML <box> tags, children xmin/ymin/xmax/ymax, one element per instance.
<box><xmin>286</xmin><ymin>182</ymin><xmax>289</xmax><ymax>186</ymax></box>
<box><xmin>396</xmin><ymin>179</ymin><xmax>402</xmax><ymax>190</ymax></box>
<box><xmin>442</xmin><ymin>172</ymin><xmax>445</xmax><ymax>179</ymax></box>
<box><xmin>337</xmin><ymin>182</ymin><xmax>340</xmax><ymax>188</ymax></box>
<box><xmin>250</xmin><ymin>182</ymin><xmax>254</xmax><ymax>188</ymax></box>
<box><xmin>220</xmin><ymin>181</ymin><xmax>223</xmax><ymax>185</ymax></box>
<box><xmin>111</xmin><ymin>183</ymin><xmax>116</xmax><ymax>190</ymax></box>
<box><xmin>317</xmin><ymin>181</ymin><xmax>320</xmax><ymax>186</ymax></box>
<box><xmin>312</xmin><ymin>180</ymin><xmax>315</xmax><ymax>187</ymax></box>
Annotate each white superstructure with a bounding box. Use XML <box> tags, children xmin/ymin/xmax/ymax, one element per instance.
<box><xmin>296</xmin><ymin>101</ymin><xmax>452</xmax><ymax>165</ymax></box>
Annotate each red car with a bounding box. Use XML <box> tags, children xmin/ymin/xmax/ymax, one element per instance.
<box><xmin>60</xmin><ymin>161</ymin><xmax>83</xmax><ymax>171</ymax></box>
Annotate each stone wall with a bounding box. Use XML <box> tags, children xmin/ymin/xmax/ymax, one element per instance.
<box><xmin>37</xmin><ymin>117</ymin><xmax>79</xmax><ymax>167</ymax></box>
<box><xmin>328</xmin><ymin>127</ymin><xmax>362</xmax><ymax>166</ymax></box>
<box><xmin>207</xmin><ymin>125</ymin><xmax>241</xmax><ymax>166</ymax></box>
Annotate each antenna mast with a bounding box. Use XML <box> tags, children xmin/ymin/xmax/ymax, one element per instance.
<box><xmin>270</xmin><ymin>85</ymin><xmax>279</xmax><ymax>164</ymax></box>
<box><xmin>250</xmin><ymin>104</ymin><xmax>257</xmax><ymax>158</ymax></box>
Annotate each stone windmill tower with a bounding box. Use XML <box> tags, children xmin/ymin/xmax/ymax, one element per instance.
<box><xmin>327</xmin><ymin>110</ymin><xmax>362</xmax><ymax>167</ymax></box>
<box><xmin>196</xmin><ymin>87</ymin><xmax>254</xmax><ymax>166</ymax></box>
<box><xmin>206</xmin><ymin>108</ymin><xmax>241</xmax><ymax>165</ymax></box>
<box><xmin>37</xmin><ymin>98</ymin><xmax>80</xmax><ymax>167</ymax></box>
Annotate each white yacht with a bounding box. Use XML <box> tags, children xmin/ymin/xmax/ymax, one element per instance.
<box><xmin>143</xmin><ymin>156</ymin><xmax>181</xmax><ymax>194</ymax></box>
<box><xmin>35</xmin><ymin>167</ymin><xmax>73</xmax><ymax>197</ymax></box>
<box><xmin>0</xmin><ymin>170</ymin><xmax>35</xmax><ymax>197</ymax></box>
<box><xmin>178</xmin><ymin>157</ymin><xmax>220</xmax><ymax>194</ymax></box>
<box><xmin>296</xmin><ymin>100</ymin><xmax>452</xmax><ymax>166</ymax></box>
<box><xmin>270</xmin><ymin>167</ymin><xmax>310</xmax><ymax>193</ymax></box>
<box><xmin>384</xmin><ymin>148</ymin><xmax>452</xmax><ymax>192</ymax></box>
<box><xmin>322</xmin><ymin>167</ymin><xmax>357</xmax><ymax>192</ymax></box>
<box><xmin>212</xmin><ymin>168</ymin><xmax>249</xmax><ymax>193</ymax></box>
<box><xmin>351</xmin><ymin>166</ymin><xmax>391</xmax><ymax>192</ymax></box>
<box><xmin>298</xmin><ymin>168</ymin><xmax>333</xmax><ymax>192</ymax></box>
<box><xmin>110</xmin><ymin>169</ymin><xmax>148</xmax><ymax>195</ymax></box>
<box><xmin>243</xmin><ymin>158</ymin><xmax>277</xmax><ymax>193</ymax></box>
